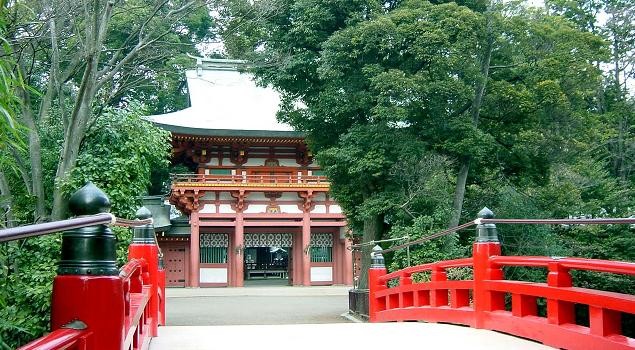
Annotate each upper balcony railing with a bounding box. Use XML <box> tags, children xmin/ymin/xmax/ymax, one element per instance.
<box><xmin>0</xmin><ymin>182</ymin><xmax>166</xmax><ymax>350</ymax></box>
<box><xmin>171</xmin><ymin>173</ymin><xmax>330</xmax><ymax>187</ymax></box>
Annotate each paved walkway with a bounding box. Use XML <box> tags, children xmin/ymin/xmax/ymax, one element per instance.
<box><xmin>151</xmin><ymin>286</ymin><xmax>554</xmax><ymax>349</ymax></box>
<box><xmin>164</xmin><ymin>285</ymin><xmax>350</xmax><ymax>325</ymax></box>
<box><xmin>150</xmin><ymin>323</ymin><xmax>554</xmax><ymax>350</ymax></box>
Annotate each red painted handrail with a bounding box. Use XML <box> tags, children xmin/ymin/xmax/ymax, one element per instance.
<box><xmin>19</xmin><ymin>328</ymin><xmax>92</xmax><ymax>350</ymax></box>
<box><xmin>171</xmin><ymin>173</ymin><xmax>329</xmax><ymax>185</ymax></box>
<box><xmin>120</xmin><ymin>259</ymin><xmax>153</xmax><ymax>350</ymax></box>
<box><xmin>18</xmin><ymin>258</ymin><xmax>158</xmax><ymax>350</ymax></box>
<box><xmin>369</xmin><ymin>245</ymin><xmax>635</xmax><ymax>350</ymax></box>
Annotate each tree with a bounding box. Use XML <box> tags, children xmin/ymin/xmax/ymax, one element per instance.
<box><xmin>0</xmin><ymin>101</ymin><xmax>170</xmax><ymax>348</ymax></box>
<box><xmin>3</xmin><ymin>0</ymin><xmax>212</xmax><ymax>221</ymax></box>
<box><xmin>215</xmin><ymin>0</ymin><xmax>608</xmax><ymax>286</ymax></box>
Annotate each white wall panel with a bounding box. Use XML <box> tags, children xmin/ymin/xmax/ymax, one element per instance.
<box><xmin>278</xmin><ymin>159</ymin><xmax>300</xmax><ymax>167</ymax></box>
<box><xmin>311</xmin><ymin>205</ymin><xmax>327</xmax><ymax>214</ymax></box>
<box><xmin>243</xmin><ymin>158</ymin><xmax>268</xmax><ymax>166</ymax></box>
<box><xmin>247</xmin><ymin>192</ymin><xmax>267</xmax><ymax>201</ymax></box>
<box><xmin>280</xmin><ymin>205</ymin><xmax>302</xmax><ymax>214</ymax></box>
<box><xmin>243</xmin><ymin>204</ymin><xmax>267</xmax><ymax>213</ymax></box>
<box><xmin>279</xmin><ymin>193</ymin><xmax>300</xmax><ymax>201</ymax></box>
<box><xmin>218</xmin><ymin>204</ymin><xmax>235</xmax><ymax>213</ymax></box>
<box><xmin>200</xmin><ymin>268</ymin><xmax>227</xmax><ymax>283</ymax></box>
<box><xmin>330</xmin><ymin>205</ymin><xmax>342</xmax><ymax>214</ymax></box>
<box><xmin>312</xmin><ymin>193</ymin><xmax>326</xmax><ymax>201</ymax></box>
<box><xmin>219</xmin><ymin>192</ymin><xmax>233</xmax><ymax>201</ymax></box>
<box><xmin>199</xmin><ymin>204</ymin><xmax>216</xmax><ymax>214</ymax></box>
<box><xmin>310</xmin><ymin>267</ymin><xmax>333</xmax><ymax>282</ymax></box>
<box><xmin>204</xmin><ymin>158</ymin><xmax>220</xmax><ymax>166</ymax></box>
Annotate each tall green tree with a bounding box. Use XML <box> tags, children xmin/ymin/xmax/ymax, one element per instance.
<box><xmin>3</xmin><ymin>0</ymin><xmax>211</xmax><ymax>221</ymax></box>
<box><xmin>216</xmin><ymin>0</ymin><xmax>607</xmax><ymax>285</ymax></box>
<box><xmin>0</xmin><ymin>101</ymin><xmax>170</xmax><ymax>348</ymax></box>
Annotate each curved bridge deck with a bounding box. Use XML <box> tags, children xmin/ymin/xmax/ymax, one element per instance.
<box><xmin>150</xmin><ymin>323</ymin><xmax>554</xmax><ymax>350</ymax></box>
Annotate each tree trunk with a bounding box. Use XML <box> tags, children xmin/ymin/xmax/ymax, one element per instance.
<box><xmin>449</xmin><ymin>8</ymin><xmax>494</xmax><ymax>228</ymax></box>
<box><xmin>358</xmin><ymin>214</ymin><xmax>383</xmax><ymax>290</ymax></box>
<box><xmin>18</xmin><ymin>87</ymin><xmax>48</xmax><ymax>221</ymax></box>
<box><xmin>449</xmin><ymin>157</ymin><xmax>470</xmax><ymax>228</ymax></box>
<box><xmin>51</xmin><ymin>66</ymin><xmax>98</xmax><ymax>219</ymax></box>
<box><xmin>0</xmin><ymin>170</ymin><xmax>16</xmax><ymax>228</ymax></box>
<box><xmin>51</xmin><ymin>0</ymin><xmax>115</xmax><ymax>220</ymax></box>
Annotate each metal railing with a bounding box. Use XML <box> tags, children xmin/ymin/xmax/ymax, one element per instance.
<box><xmin>0</xmin><ymin>214</ymin><xmax>152</xmax><ymax>243</ymax></box>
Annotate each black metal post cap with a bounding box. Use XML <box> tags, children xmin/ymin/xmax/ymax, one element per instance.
<box><xmin>132</xmin><ymin>206</ymin><xmax>156</xmax><ymax>244</ymax></box>
<box><xmin>136</xmin><ymin>206</ymin><xmax>152</xmax><ymax>220</ymax></box>
<box><xmin>476</xmin><ymin>207</ymin><xmax>499</xmax><ymax>243</ymax></box>
<box><xmin>58</xmin><ymin>182</ymin><xmax>118</xmax><ymax>276</ymax></box>
<box><xmin>68</xmin><ymin>182</ymin><xmax>111</xmax><ymax>216</ymax></box>
<box><xmin>478</xmin><ymin>207</ymin><xmax>495</xmax><ymax>219</ymax></box>
<box><xmin>370</xmin><ymin>244</ymin><xmax>385</xmax><ymax>268</ymax></box>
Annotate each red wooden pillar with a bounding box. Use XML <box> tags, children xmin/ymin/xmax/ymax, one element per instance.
<box><xmin>293</xmin><ymin>231</ymin><xmax>303</xmax><ymax>285</ymax></box>
<box><xmin>301</xmin><ymin>211</ymin><xmax>311</xmax><ymax>286</ymax></box>
<box><xmin>473</xmin><ymin>207</ymin><xmax>504</xmax><ymax>329</ymax></box>
<box><xmin>546</xmin><ymin>262</ymin><xmax>574</xmax><ymax>325</ymax></box>
<box><xmin>189</xmin><ymin>212</ymin><xmax>200</xmax><ymax>287</ymax></box>
<box><xmin>368</xmin><ymin>245</ymin><xmax>387</xmax><ymax>322</ymax></box>
<box><xmin>234</xmin><ymin>213</ymin><xmax>245</xmax><ymax>287</ymax></box>
<box><xmin>128</xmin><ymin>207</ymin><xmax>160</xmax><ymax>336</ymax></box>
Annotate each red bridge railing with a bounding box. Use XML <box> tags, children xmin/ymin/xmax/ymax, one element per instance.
<box><xmin>0</xmin><ymin>182</ymin><xmax>166</xmax><ymax>350</ymax></box>
<box><xmin>369</xmin><ymin>208</ymin><xmax>635</xmax><ymax>350</ymax></box>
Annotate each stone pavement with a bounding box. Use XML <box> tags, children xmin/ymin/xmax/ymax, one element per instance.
<box><xmin>164</xmin><ymin>285</ymin><xmax>350</xmax><ymax>326</ymax></box>
<box><xmin>149</xmin><ymin>322</ymin><xmax>555</xmax><ymax>350</ymax></box>
<box><xmin>151</xmin><ymin>286</ymin><xmax>554</xmax><ymax>349</ymax></box>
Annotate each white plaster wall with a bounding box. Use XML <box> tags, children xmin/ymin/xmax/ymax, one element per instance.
<box><xmin>218</xmin><ymin>204</ymin><xmax>235</xmax><ymax>213</ymax></box>
<box><xmin>219</xmin><ymin>192</ymin><xmax>233</xmax><ymax>201</ymax></box>
<box><xmin>243</xmin><ymin>204</ymin><xmax>267</xmax><ymax>213</ymax></box>
<box><xmin>279</xmin><ymin>193</ymin><xmax>300</xmax><ymax>201</ymax></box>
<box><xmin>280</xmin><ymin>205</ymin><xmax>302</xmax><ymax>214</ymax></box>
<box><xmin>311</xmin><ymin>205</ymin><xmax>327</xmax><ymax>214</ymax></box>
<box><xmin>243</xmin><ymin>158</ymin><xmax>269</xmax><ymax>166</ymax></box>
<box><xmin>204</xmin><ymin>158</ymin><xmax>220</xmax><ymax>166</ymax></box>
<box><xmin>200</xmin><ymin>268</ymin><xmax>227</xmax><ymax>283</ymax></box>
<box><xmin>313</xmin><ymin>193</ymin><xmax>326</xmax><ymax>201</ymax></box>
<box><xmin>310</xmin><ymin>267</ymin><xmax>333</xmax><ymax>282</ymax></box>
<box><xmin>278</xmin><ymin>158</ymin><xmax>300</xmax><ymax>167</ymax></box>
<box><xmin>330</xmin><ymin>205</ymin><xmax>342</xmax><ymax>214</ymax></box>
<box><xmin>199</xmin><ymin>204</ymin><xmax>216</xmax><ymax>214</ymax></box>
<box><xmin>247</xmin><ymin>192</ymin><xmax>267</xmax><ymax>201</ymax></box>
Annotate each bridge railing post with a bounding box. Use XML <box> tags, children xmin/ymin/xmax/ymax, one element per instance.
<box><xmin>128</xmin><ymin>206</ymin><xmax>160</xmax><ymax>336</ymax></box>
<box><xmin>158</xmin><ymin>255</ymin><xmax>166</xmax><ymax>326</ymax></box>
<box><xmin>472</xmin><ymin>207</ymin><xmax>504</xmax><ymax>328</ymax></box>
<box><xmin>368</xmin><ymin>245</ymin><xmax>387</xmax><ymax>322</ymax></box>
<box><xmin>50</xmin><ymin>182</ymin><xmax>125</xmax><ymax>350</ymax></box>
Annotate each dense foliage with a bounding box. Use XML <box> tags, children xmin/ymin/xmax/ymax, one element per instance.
<box><xmin>215</xmin><ymin>0</ymin><xmax>635</xmax><ymax>289</ymax></box>
<box><xmin>1</xmin><ymin>0</ymin><xmax>634</xmax><ymax>345</ymax></box>
<box><xmin>0</xmin><ymin>2</ymin><xmax>210</xmax><ymax>344</ymax></box>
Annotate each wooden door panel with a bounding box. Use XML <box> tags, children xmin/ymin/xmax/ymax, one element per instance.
<box><xmin>164</xmin><ymin>245</ymin><xmax>186</xmax><ymax>287</ymax></box>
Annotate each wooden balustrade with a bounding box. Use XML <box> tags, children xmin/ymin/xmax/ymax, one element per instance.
<box><xmin>171</xmin><ymin>173</ymin><xmax>329</xmax><ymax>185</ymax></box>
<box><xmin>10</xmin><ymin>183</ymin><xmax>165</xmax><ymax>350</ymax></box>
<box><xmin>368</xmin><ymin>210</ymin><xmax>635</xmax><ymax>350</ymax></box>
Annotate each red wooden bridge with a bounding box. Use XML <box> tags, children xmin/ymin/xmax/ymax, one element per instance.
<box><xmin>1</xmin><ymin>185</ymin><xmax>634</xmax><ymax>350</ymax></box>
